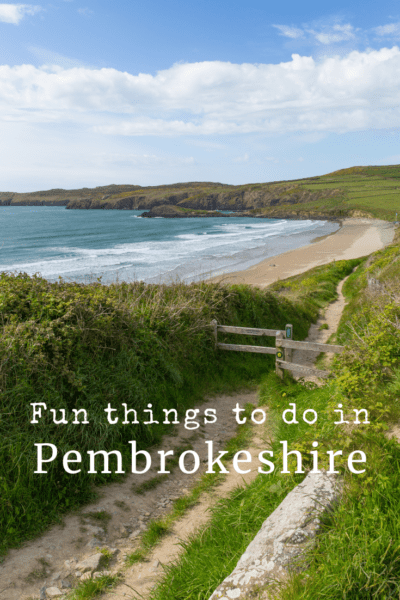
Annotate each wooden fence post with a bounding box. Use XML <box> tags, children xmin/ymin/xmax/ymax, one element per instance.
<box><xmin>276</xmin><ymin>331</ymin><xmax>284</xmax><ymax>379</ymax></box>
<box><xmin>285</xmin><ymin>323</ymin><xmax>293</xmax><ymax>363</ymax></box>
<box><xmin>211</xmin><ymin>319</ymin><xmax>218</xmax><ymax>349</ymax></box>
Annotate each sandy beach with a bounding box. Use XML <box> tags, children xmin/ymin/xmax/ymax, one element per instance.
<box><xmin>211</xmin><ymin>218</ymin><xmax>396</xmax><ymax>287</ymax></box>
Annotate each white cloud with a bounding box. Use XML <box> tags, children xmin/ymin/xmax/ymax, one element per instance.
<box><xmin>273</xmin><ymin>21</ymin><xmax>357</xmax><ymax>45</ymax></box>
<box><xmin>273</xmin><ymin>25</ymin><xmax>304</xmax><ymax>39</ymax></box>
<box><xmin>77</xmin><ymin>7</ymin><xmax>93</xmax><ymax>16</ymax></box>
<box><xmin>310</xmin><ymin>23</ymin><xmax>356</xmax><ymax>44</ymax></box>
<box><xmin>233</xmin><ymin>153</ymin><xmax>249</xmax><ymax>163</ymax></box>
<box><xmin>1</xmin><ymin>47</ymin><xmax>400</xmax><ymax>137</ymax></box>
<box><xmin>0</xmin><ymin>3</ymin><xmax>40</xmax><ymax>24</ymax></box>
<box><xmin>375</xmin><ymin>22</ymin><xmax>400</xmax><ymax>37</ymax></box>
<box><xmin>28</xmin><ymin>46</ymin><xmax>86</xmax><ymax>68</ymax></box>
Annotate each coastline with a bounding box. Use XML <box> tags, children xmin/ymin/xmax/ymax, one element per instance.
<box><xmin>210</xmin><ymin>218</ymin><xmax>396</xmax><ymax>288</ymax></box>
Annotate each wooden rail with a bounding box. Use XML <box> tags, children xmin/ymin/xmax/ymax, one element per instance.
<box><xmin>217</xmin><ymin>343</ymin><xmax>276</xmax><ymax>354</ymax></box>
<box><xmin>280</xmin><ymin>339</ymin><xmax>344</xmax><ymax>354</ymax></box>
<box><xmin>211</xmin><ymin>320</ymin><xmax>344</xmax><ymax>380</ymax></box>
<box><xmin>216</xmin><ymin>325</ymin><xmax>281</xmax><ymax>337</ymax></box>
<box><xmin>275</xmin><ymin>360</ymin><xmax>330</xmax><ymax>379</ymax></box>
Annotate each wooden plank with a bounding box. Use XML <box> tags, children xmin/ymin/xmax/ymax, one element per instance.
<box><xmin>277</xmin><ymin>360</ymin><xmax>330</xmax><ymax>378</ymax></box>
<box><xmin>217</xmin><ymin>343</ymin><xmax>276</xmax><ymax>355</ymax></box>
<box><xmin>280</xmin><ymin>339</ymin><xmax>344</xmax><ymax>354</ymax></box>
<box><xmin>217</xmin><ymin>325</ymin><xmax>282</xmax><ymax>337</ymax></box>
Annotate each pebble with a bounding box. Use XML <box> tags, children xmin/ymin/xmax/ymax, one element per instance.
<box><xmin>86</xmin><ymin>537</ymin><xmax>102</xmax><ymax>549</ymax></box>
<box><xmin>46</xmin><ymin>588</ymin><xmax>63</xmax><ymax>598</ymax></box>
<box><xmin>129</xmin><ymin>529</ymin><xmax>142</xmax><ymax>539</ymax></box>
<box><xmin>93</xmin><ymin>570</ymin><xmax>111</xmax><ymax>578</ymax></box>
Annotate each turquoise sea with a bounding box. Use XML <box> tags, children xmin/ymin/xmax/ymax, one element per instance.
<box><xmin>0</xmin><ymin>207</ymin><xmax>340</xmax><ymax>283</ymax></box>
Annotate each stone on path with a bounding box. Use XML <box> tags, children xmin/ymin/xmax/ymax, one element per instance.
<box><xmin>45</xmin><ymin>588</ymin><xmax>63</xmax><ymax>598</ymax></box>
<box><xmin>75</xmin><ymin>552</ymin><xmax>104</xmax><ymax>573</ymax></box>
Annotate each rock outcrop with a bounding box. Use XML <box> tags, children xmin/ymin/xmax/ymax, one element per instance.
<box><xmin>209</xmin><ymin>471</ymin><xmax>342</xmax><ymax>600</ymax></box>
<box><xmin>140</xmin><ymin>204</ymin><xmax>226</xmax><ymax>218</ymax></box>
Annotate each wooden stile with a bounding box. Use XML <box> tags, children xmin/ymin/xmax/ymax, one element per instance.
<box><xmin>212</xmin><ymin>319</ymin><xmax>343</xmax><ymax>380</ymax></box>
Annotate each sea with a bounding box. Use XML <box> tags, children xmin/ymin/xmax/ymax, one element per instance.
<box><xmin>0</xmin><ymin>206</ymin><xmax>340</xmax><ymax>284</ymax></box>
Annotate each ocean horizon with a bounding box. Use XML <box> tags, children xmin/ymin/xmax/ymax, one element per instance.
<box><xmin>1</xmin><ymin>206</ymin><xmax>340</xmax><ymax>284</ymax></box>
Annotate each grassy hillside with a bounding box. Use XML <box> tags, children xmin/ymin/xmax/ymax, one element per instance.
<box><xmin>2</xmin><ymin>164</ymin><xmax>400</xmax><ymax>220</ymax></box>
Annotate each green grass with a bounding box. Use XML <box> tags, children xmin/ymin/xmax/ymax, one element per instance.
<box><xmin>257</xmin><ymin>164</ymin><xmax>400</xmax><ymax>220</ymax></box>
<box><xmin>64</xmin><ymin>573</ymin><xmax>121</xmax><ymax>600</ymax></box>
<box><xmin>279</xmin><ymin>436</ymin><xmax>400</xmax><ymax>599</ymax></box>
<box><xmin>1</xmin><ymin>259</ymin><xmax>362</xmax><ymax>556</ymax></box>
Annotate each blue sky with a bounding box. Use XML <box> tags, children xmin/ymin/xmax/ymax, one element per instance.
<box><xmin>1</xmin><ymin>0</ymin><xmax>400</xmax><ymax>191</ymax></box>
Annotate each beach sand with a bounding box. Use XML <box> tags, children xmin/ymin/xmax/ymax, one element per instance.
<box><xmin>211</xmin><ymin>218</ymin><xmax>396</xmax><ymax>288</ymax></box>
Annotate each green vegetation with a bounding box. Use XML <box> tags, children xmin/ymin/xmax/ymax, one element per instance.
<box><xmin>147</xmin><ymin>242</ymin><xmax>400</xmax><ymax>600</ymax></box>
<box><xmin>264</xmin><ymin>164</ymin><xmax>400</xmax><ymax>220</ymax></box>
<box><xmin>1</xmin><ymin>267</ymin><xmax>344</xmax><ymax>556</ymax></box>
<box><xmin>65</xmin><ymin>573</ymin><xmax>121</xmax><ymax>600</ymax></box>
<box><xmin>269</xmin><ymin>257</ymin><xmax>362</xmax><ymax>317</ymax></box>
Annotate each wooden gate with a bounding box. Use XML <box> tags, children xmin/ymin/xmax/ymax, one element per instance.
<box><xmin>211</xmin><ymin>320</ymin><xmax>344</xmax><ymax>379</ymax></box>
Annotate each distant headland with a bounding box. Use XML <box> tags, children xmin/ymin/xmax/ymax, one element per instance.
<box><xmin>1</xmin><ymin>164</ymin><xmax>400</xmax><ymax>221</ymax></box>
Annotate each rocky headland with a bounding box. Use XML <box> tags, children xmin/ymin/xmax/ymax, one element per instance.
<box><xmin>0</xmin><ymin>179</ymin><xmax>346</xmax><ymax>220</ymax></box>
<box><xmin>6</xmin><ymin>164</ymin><xmax>398</xmax><ymax>220</ymax></box>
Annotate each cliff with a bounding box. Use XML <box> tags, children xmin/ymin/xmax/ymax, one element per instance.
<box><xmin>3</xmin><ymin>164</ymin><xmax>400</xmax><ymax>220</ymax></box>
<box><xmin>0</xmin><ymin>180</ymin><xmax>342</xmax><ymax>214</ymax></box>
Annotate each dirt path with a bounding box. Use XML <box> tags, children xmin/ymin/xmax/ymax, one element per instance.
<box><xmin>291</xmin><ymin>276</ymin><xmax>349</xmax><ymax>384</ymax></box>
<box><xmin>3</xmin><ymin>391</ymin><xmax>268</xmax><ymax>600</ymax></box>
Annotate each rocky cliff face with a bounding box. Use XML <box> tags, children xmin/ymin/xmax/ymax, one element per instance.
<box><xmin>0</xmin><ymin>181</ymin><xmax>343</xmax><ymax>216</ymax></box>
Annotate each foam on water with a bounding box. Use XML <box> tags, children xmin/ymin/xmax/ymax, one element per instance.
<box><xmin>0</xmin><ymin>207</ymin><xmax>339</xmax><ymax>283</ymax></box>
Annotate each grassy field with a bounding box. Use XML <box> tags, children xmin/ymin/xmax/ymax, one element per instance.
<box><xmin>258</xmin><ymin>164</ymin><xmax>400</xmax><ymax>220</ymax></box>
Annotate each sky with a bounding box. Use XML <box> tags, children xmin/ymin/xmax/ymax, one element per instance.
<box><xmin>1</xmin><ymin>0</ymin><xmax>400</xmax><ymax>191</ymax></box>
